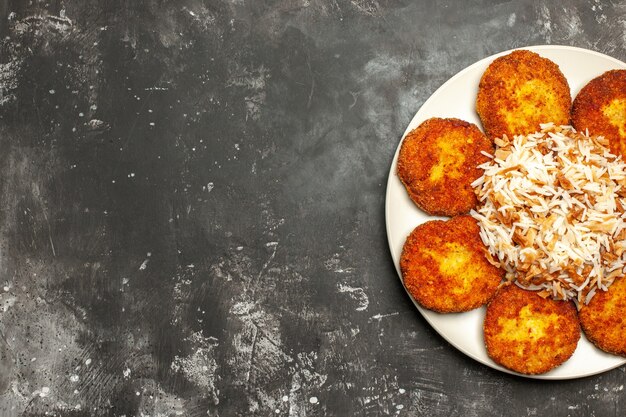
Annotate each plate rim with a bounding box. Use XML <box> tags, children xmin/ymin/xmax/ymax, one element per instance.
<box><xmin>385</xmin><ymin>44</ymin><xmax>626</xmax><ymax>380</ymax></box>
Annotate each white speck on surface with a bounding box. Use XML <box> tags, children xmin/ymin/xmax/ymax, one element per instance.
<box><xmin>2</xmin><ymin>286</ymin><xmax>8</xmax><ymax>292</ymax></box>
<box><xmin>282</xmin><ymin>395</ymin><xmax>288</xmax><ymax>402</ymax></box>
<box><xmin>170</xmin><ymin>332</ymin><xmax>219</xmax><ymax>403</ymax></box>
<box><xmin>230</xmin><ymin>301</ymin><xmax>254</xmax><ymax>316</ymax></box>
<box><xmin>309</xmin><ymin>397</ymin><xmax>318</xmax><ymax>404</ymax></box>
<box><xmin>1</xmin><ymin>295</ymin><xmax>16</xmax><ymax>313</ymax></box>
<box><xmin>324</xmin><ymin>254</ymin><xmax>355</xmax><ymax>274</ymax></box>
<box><xmin>507</xmin><ymin>13</ymin><xmax>516</xmax><ymax>26</ymax></box>
<box><xmin>49</xmin><ymin>89</ymin><xmax>55</xmax><ymax>94</ymax></box>
<box><xmin>39</xmin><ymin>387</ymin><xmax>50</xmax><ymax>397</ymax></box>
<box><xmin>369</xmin><ymin>312</ymin><xmax>399</xmax><ymax>322</ymax></box>
<box><xmin>0</xmin><ymin>59</ymin><xmax>21</xmax><ymax>107</ymax></box>
<box><xmin>207</xmin><ymin>182</ymin><xmax>214</xmax><ymax>192</ymax></box>
<box><xmin>226</xmin><ymin>64</ymin><xmax>268</xmax><ymax>121</ymax></box>
<box><xmin>559</xmin><ymin>6</ymin><xmax>583</xmax><ymax>39</ymax></box>
<box><xmin>70</xmin><ymin>374</ymin><xmax>79</xmax><ymax>382</ymax></box>
<box><xmin>536</xmin><ymin>4</ymin><xmax>552</xmax><ymax>42</ymax></box>
<box><xmin>399</xmin><ymin>388</ymin><xmax>405</xmax><ymax>394</ymax></box>
<box><xmin>139</xmin><ymin>259</ymin><xmax>149</xmax><ymax>270</ymax></box>
<box><xmin>338</xmin><ymin>284</ymin><xmax>369</xmax><ymax>311</ymax></box>
<box><xmin>396</xmin><ymin>404</ymin><xmax>404</xmax><ymax>410</ymax></box>
<box><xmin>85</xmin><ymin>358</ymin><xmax>92</xmax><ymax>366</ymax></box>
<box><xmin>123</xmin><ymin>368</ymin><xmax>131</xmax><ymax>378</ymax></box>
<box><xmin>87</xmin><ymin>119</ymin><xmax>107</xmax><ymax>130</ymax></box>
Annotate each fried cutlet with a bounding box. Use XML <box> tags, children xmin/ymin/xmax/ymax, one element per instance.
<box><xmin>571</xmin><ymin>69</ymin><xmax>626</xmax><ymax>157</ymax></box>
<box><xmin>578</xmin><ymin>277</ymin><xmax>626</xmax><ymax>356</ymax></box>
<box><xmin>400</xmin><ymin>215</ymin><xmax>503</xmax><ymax>313</ymax></box>
<box><xmin>484</xmin><ymin>285</ymin><xmax>580</xmax><ymax>374</ymax></box>
<box><xmin>396</xmin><ymin>118</ymin><xmax>492</xmax><ymax>216</ymax></box>
<box><xmin>476</xmin><ymin>50</ymin><xmax>571</xmax><ymax>139</ymax></box>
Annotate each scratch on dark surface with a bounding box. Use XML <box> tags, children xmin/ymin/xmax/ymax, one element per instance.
<box><xmin>257</xmin><ymin>241</ymin><xmax>278</xmax><ymax>281</ymax></box>
<box><xmin>246</xmin><ymin>322</ymin><xmax>259</xmax><ymax>385</ymax></box>
<box><xmin>307</xmin><ymin>55</ymin><xmax>315</xmax><ymax>110</ymax></box>
<box><xmin>41</xmin><ymin>211</ymin><xmax>56</xmax><ymax>257</ymax></box>
<box><xmin>369</xmin><ymin>311</ymin><xmax>400</xmax><ymax>322</ymax></box>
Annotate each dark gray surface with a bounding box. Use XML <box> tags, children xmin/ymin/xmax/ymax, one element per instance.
<box><xmin>0</xmin><ymin>0</ymin><xmax>625</xmax><ymax>416</ymax></box>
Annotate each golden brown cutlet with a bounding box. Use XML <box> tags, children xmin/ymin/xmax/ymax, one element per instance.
<box><xmin>400</xmin><ymin>215</ymin><xmax>503</xmax><ymax>313</ymax></box>
<box><xmin>579</xmin><ymin>277</ymin><xmax>626</xmax><ymax>357</ymax></box>
<box><xmin>396</xmin><ymin>117</ymin><xmax>492</xmax><ymax>216</ymax></box>
<box><xmin>571</xmin><ymin>69</ymin><xmax>626</xmax><ymax>157</ymax></box>
<box><xmin>476</xmin><ymin>50</ymin><xmax>571</xmax><ymax>139</ymax></box>
<box><xmin>483</xmin><ymin>285</ymin><xmax>580</xmax><ymax>375</ymax></box>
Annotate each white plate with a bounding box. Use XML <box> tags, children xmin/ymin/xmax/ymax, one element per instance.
<box><xmin>385</xmin><ymin>45</ymin><xmax>626</xmax><ymax>379</ymax></box>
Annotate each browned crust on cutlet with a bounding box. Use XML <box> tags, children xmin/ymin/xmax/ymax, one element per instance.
<box><xmin>396</xmin><ymin>118</ymin><xmax>492</xmax><ymax>216</ymax></box>
<box><xmin>578</xmin><ymin>277</ymin><xmax>626</xmax><ymax>357</ymax></box>
<box><xmin>571</xmin><ymin>69</ymin><xmax>626</xmax><ymax>157</ymax></box>
<box><xmin>400</xmin><ymin>215</ymin><xmax>503</xmax><ymax>313</ymax></box>
<box><xmin>476</xmin><ymin>50</ymin><xmax>571</xmax><ymax>139</ymax></box>
<box><xmin>484</xmin><ymin>284</ymin><xmax>581</xmax><ymax>375</ymax></box>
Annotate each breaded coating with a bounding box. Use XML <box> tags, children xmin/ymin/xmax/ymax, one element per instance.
<box><xmin>579</xmin><ymin>277</ymin><xmax>626</xmax><ymax>357</ymax></box>
<box><xmin>397</xmin><ymin>118</ymin><xmax>492</xmax><ymax>216</ymax></box>
<box><xmin>571</xmin><ymin>69</ymin><xmax>626</xmax><ymax>157</ymax></box>
<box><xmin>484</xmin><ymin>285</ymin><xmax>580</xmax><ymax>375</ymax></box>
<box><xmin>400</xmin><ymin>215</ymin><xmax>503</xmax><ymax>313</ymax></box>
<box><xmin>476</xmin><ymin>50</ymin><xmax>571</xmax><ymax>139</ymax></box>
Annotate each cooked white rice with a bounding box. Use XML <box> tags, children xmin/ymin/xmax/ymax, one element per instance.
<box><xmin>471</xmin><ymin>123</ymin><xmax>626</xmax><ymax>305</ymax></box>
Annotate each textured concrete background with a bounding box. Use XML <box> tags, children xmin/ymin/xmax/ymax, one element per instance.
<box><xmin>0</xmin><ymin>0</ymin><xmax>625</xmax><ymax>416</ymax></box>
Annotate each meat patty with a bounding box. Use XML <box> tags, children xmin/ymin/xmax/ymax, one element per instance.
<box><xmin>476</xmin><ymin>50</ymin><xmax>571</xmax><ymax>139</ymax></box>
<box><xmin>571</xmin><ymin>69</ymin><xmax>626</xmax><ymax>157</ymax></box>
<box><xmin>578</xmin><ymin>277</ymin><xmax>626</xmax><ymax>357</ymax></box>
<box><xmin>397</xmin><ymin>117</ymin><xmax>492</xmax><ymax>216</ymax></box>
<box><xmin>400</xmin><ymin>215</ymin><xmax>503</xmax><ymax>313</ymax></box>
<box><xmin>484</xmin><ymin>284</ymin><xmax>580</xmax><ymax>374</ymax></box>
